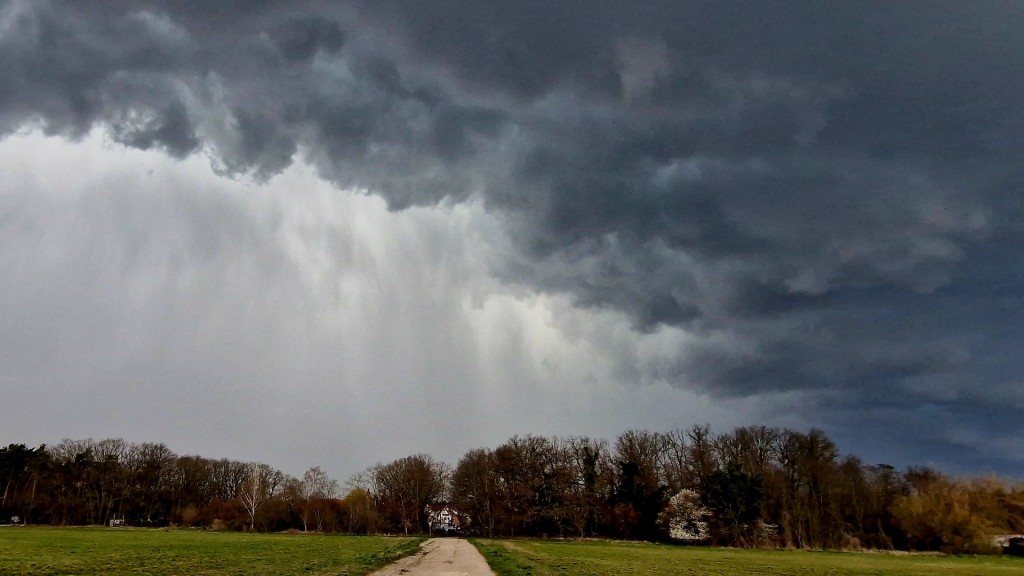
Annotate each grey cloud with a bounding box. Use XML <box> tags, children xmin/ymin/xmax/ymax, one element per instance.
<box><xmin>2</xmin><ymin>1</ymin><xmax>1024</xmax><ymax>472</ymax></box>
<box><xmin>270</xmin><ymin>16</ymin><xmax>345</xmax><ymax>63</ymax></box>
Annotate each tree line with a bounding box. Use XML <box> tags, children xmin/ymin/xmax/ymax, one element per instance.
<box><xmin>2</xmin><ymin>426</ymin><xmax>1022</xmax><ymax>552</ymax></box>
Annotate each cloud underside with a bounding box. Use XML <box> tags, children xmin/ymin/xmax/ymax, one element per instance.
<box><xmin>1</xmin><ymin>1</ymin><xmax>1023</xmax><ymax>474</ymax></box>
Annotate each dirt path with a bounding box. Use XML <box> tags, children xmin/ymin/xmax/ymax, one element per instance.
<box><xmin>369</xmin><ymin>538</ymin><xmax>496</xmax><ymax>576</ymax></box>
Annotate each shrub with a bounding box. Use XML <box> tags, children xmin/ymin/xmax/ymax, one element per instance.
<box><xmin>660</xmin><ymin>489</ymin><xmax>710</xmax><ymax>543</ymax></box>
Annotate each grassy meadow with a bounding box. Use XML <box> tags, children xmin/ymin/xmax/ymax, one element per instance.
<box><xmin>0</xmin><ymin>527</ymin><xmax>423</xmax><ymax>575</ymax></box>
<box><xmin>472</xmin><ymin>538</ymin><xmax>1024</xmax><ymax>576</ymax></box>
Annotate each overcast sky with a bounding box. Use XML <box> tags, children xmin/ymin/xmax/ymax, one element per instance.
<box><xmin>2</xmin><ymin>1</ymin><xmax>1024</xmax><ymax>481</ymax></box>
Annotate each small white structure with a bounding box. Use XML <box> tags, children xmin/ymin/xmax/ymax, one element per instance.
<box><xmin>425</xmin><ymin>505</ymin><xmax>467</xmax><ymax>534</ymax></box>
<box><xmin>992</xmin><ymin>534</ymin><xmax>1024</xmax><ymax>547</ymax></box>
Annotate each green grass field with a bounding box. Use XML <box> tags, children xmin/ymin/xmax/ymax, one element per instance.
<box><xmin>0</xmin><ymin>527</ymin><xmax>423</xmax><ymax>575</ymax></box>
<box><xmin>472</xmin><ymin>538</ymin><xmax>1024</xmax><ymax>576</ymax></box>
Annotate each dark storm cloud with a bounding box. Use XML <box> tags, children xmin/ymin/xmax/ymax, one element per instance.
<box><xmin>3</xmin><ymin>0</ymin><xmax>1024</xmax><ymax>471</ymax></box>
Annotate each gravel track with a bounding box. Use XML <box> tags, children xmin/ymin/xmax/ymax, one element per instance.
<box><xmin>369</xmin><ymin>538</ymin><xmax>496</xmax><ymax>576</ymax></box>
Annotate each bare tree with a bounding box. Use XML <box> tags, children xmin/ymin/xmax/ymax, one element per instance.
<box><xmin>611</xmin><ymin>430</ymin><xmax>671</xmax><ymax>540</ymax></box>
<box><xmin>453</xmin><ymin>448</ymin><xmax>499</xmax><ymax>537</ymax></box>
<box><xmin>491</xmin><ymin>435</ymin><xmax>576</xmax><ymax>537</ymax></box>
<box><xmin>344</xmin><ymin>471</ymin><xmax>380</xmax><ymax>534</ymax></box>
<box><xmin>686</xmin><ymin>424</ymin><xmax>720</xmax><ymax>491</ymax></box>
<box><xmin>371</xmin><ymin>454</ymin><xmax>448</xmax><ymax>534</ymax></box>
<box><xmin>209</xmin><ymin>459</ymin><xmax>250</xmax><ymax>502</ymax></box>
<box><xmin>237</xmin><ymin>463</ymin><xmax>283</xmax><ymax>531</ymax></box>
<box><xmin>297</xmin><ymin>466</ymin><xmax>339</xmax><ymax>532</ymax></box>
<box><xmin>565</xmin><ymin>436</ymin><xmax>612</xmax><ymax>536</ymax></box>
<box><xmin>120</xmin><ymin>442</ymin><xmax>175</xmax><ymax>524</ymax></box>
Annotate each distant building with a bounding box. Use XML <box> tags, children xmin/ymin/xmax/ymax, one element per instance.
<box><xmin>992</xmin><ymin>534</ymin><xmax>1024</xmax><ymax>555</ymax></box>
<box><xmin>424</xmin><ymin>504</ymin><xmax>468</xmax><ymax>535</ymax></box>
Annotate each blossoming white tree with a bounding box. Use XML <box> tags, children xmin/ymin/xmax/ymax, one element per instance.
<box><xmin>660</xmin><ymin>488</ymin><xmax>710</xmax><ymax>542</ymax></box>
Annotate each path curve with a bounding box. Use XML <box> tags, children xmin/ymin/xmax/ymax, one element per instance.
<box><xmin>369</xmin><ymin>538</ymin><xmax>496</xmax><ymax>576</ymax></box>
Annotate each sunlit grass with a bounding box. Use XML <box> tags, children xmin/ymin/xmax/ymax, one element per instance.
<box><xmin>472</xmin><ymin>538</ymin><xmax>1024</xmax><ymax>576</ymax></box>
<box><xmin>0</xmin><ymin>527</ymin><xmax>423</xmax><ymax>575</ymax></box>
